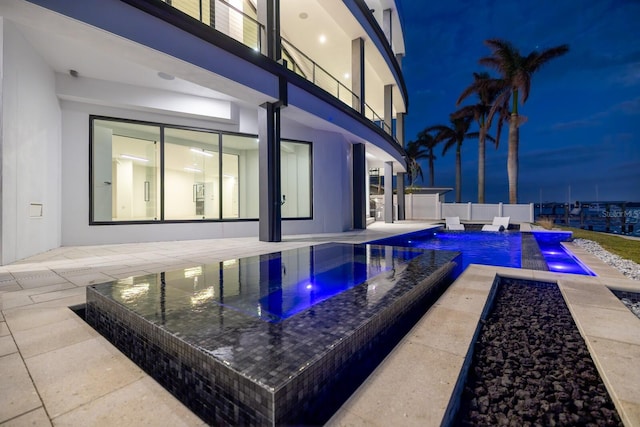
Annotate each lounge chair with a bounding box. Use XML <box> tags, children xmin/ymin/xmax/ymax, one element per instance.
<box><xmin>482</xmin><ymin>216</ymin><xmax>510</xmax><ymax>231</ymax></box>
<box><xmin>445</xmin><ymin>216</ymin><xmax>465</xmax><ymax>231</ymax></box>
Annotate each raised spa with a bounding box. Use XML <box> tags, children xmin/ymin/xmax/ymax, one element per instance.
<box><xmin>86</xmin><ymin>243</ymin><xmax>461</xmax><ymax>425</ymax></box>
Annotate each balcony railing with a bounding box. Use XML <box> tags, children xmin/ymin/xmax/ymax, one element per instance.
<box><xmin>159</xmin><ymin>0</ymin><xmax>395</xmax><ymax>142</ymax></box>
<box><xmin>364</xmin><ymin>103</ymin><xmax>392</xmax><ymax>136</ymax></box>
<box><xmin>280</xmin><ymin>38</ymin><xmax>357</xmax><ymax>110</ymax></box>
<box><xmin>161</xmin><ymin>0</ymin><xmax>263</xmax><ymax>51</ymax></box>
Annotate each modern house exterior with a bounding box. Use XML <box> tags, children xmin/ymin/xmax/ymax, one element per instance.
<box><xmin>0</xmin><ymin>0</ymin><xmax>408</xmax><ymax>265</ymax></box>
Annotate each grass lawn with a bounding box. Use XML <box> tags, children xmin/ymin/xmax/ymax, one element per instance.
<box><xmin>559</xmin><ymin>226</ymin><xmax>640</xmax><ymax>264</ymax></box>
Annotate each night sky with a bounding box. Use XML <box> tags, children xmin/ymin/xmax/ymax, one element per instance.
<box><xmin>399</xmin><ymin>0</ymin><xmax>640</xmax><ymax>204</ymax></box>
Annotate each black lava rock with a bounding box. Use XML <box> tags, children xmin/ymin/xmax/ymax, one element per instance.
<box><xmin>453</xmin><ymin>278</ymin><xmax>622</xmax><ymax>426</ymax></box>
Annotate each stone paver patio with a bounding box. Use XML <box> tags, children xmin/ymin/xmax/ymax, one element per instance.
<box><xmin>1</xmin><ymin>222</ymin><xmax>638</xmax><ymax>426</ymax></box>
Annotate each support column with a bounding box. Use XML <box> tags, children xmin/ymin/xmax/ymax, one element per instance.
<box><xmin>259</xmin><ymin>102</ymin><xmax>282</xmax><ymax>242</ymax></box>
<box><xmin>351</xmin><ymin>38</ymin><xmax>365</xmax><ymax>114</ymax></box>
<box><xmin>396</xmin><ymin>173</ymin><xmax>405</xmax><ymax>220</ymax></box>
<box><xmin>383</xmin><ymin>8</ymin><xmax>392</xmax><ymax>46</ymax></box>
<box><xmin>384</xmin><ymin>84</ymin><xmax>393</xmax><ymax>135</ymax></box>
<box><xmin>384</xmin><ymin>161</ymin><xmax>394</xmax><ymax>223</ymax></box>
<box><xmin>353</xmin><ymin>144</ymin><xmax>366</xmax><ymax>229</ymax></box>
<box><xmin>396</xmin><ymin>96</ymin><xmax>406</xmax><ymax>220</ymax></box>
<box><xmin>396</xmin><ymin>112</ymin><xmax>405</xmax><ymax>146</ymax></box>
<box><xmin>257</xmin><ymin>0</ymin><xmax>281</xmax><ymax>60</ymax></box>
<box><xmin>208</xmin><ymin>0</ymin><xmax>215</xmax><ymax>28</ymax></box>
<box><xmin>396</xmin><ymin>53</ymin><xmax>403</xmax><ymax>70</ymax></box>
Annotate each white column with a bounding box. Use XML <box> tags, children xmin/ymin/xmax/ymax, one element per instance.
<box><xmin>384</xmin><ymin>161</ymin><xmax>393</xmax><ymax>223</ymax></box>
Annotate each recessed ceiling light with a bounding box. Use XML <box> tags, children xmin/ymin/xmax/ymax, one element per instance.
<box><xmin>319</xmin><ymin>34</ymin><xmax>327</xmax><ymax>44</ymax></box>
<box><xmin>158</xmin><ymin>71</ymin><xmax>175</xmax><ymax>80</ymax></box>
<box><xmin>344</xmin><ymin>73</ymin><xmax>350</xmax><ymax>79</ymax></box>
<box><xmin>299</xmin><ymin>12</ymin><xmax>308</xmax><ymax>19</ymax></box>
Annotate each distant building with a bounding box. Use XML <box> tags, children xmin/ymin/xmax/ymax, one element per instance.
<box><xmin>0</xmin><ymin>0</ymin><xmax>408</xmax><ymax>264</ymax></box>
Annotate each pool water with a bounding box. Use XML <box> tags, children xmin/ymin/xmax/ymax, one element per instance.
<box><xmin>102</xmin><ymin>243</ymin><xmax>427</xmax><ymax>323</ymax></box>
<box><xmin>369</xmin><ymin>229</ymin><xmax>595</xmax><ymax>276</ymax></box>
<box><xmin>369</xmin><ymin>229</ymin><xmax>522</xmax><ymax>270</ymax></box>
<box><xmin>533</xmin><ymin>231</ymin><xmax>596</xmax><ymax>276</ymax></box>
<box><xmin>235</xmin><ymin>244</ymin><xmax>424</xmax><ymax>321</ymax></box>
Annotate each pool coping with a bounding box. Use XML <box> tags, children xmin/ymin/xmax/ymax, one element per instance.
<box><xmin>327</xmin><ymin>240</ymin><xmax>640</xmax><ymax>426</ymax></box>
<box><xmin>1</xmin><ymin>222</ymin><xmax>639</xmax><ymax>426</ymax></box>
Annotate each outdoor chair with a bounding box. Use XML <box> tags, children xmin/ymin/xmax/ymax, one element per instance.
<box><xmin>482</xmin><ymin>216</ymin><xmax>510</xmax><ymax>231</ymax></box>
<box><xmin>445</xmin><ymin>216</ymin><xmax>465</xmax><ymax>231</ymax></box>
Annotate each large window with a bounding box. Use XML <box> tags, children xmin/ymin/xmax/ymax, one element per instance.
<box><xmin>92</xmin><ymin>119</ymin><xmax>160</xmax><ymax>222</ymax></box>
<box><xmin>90</xmin><ymin>117</ymin><xmax>312</xmax><ymax>223</ymax></box>
<box><xmin>221</xmin><ymin>134</ymin><xmax>259</xmax><ymax>219</ymax></box>
<box><xmin>281</xmin><ymin>140</ymin><xmax>311</xmax><ymax>218</ymax></box>
<box><xmin>164</xmin><ymin>128</ymin><xmax>220</xmax><ymax>220</ymax></box>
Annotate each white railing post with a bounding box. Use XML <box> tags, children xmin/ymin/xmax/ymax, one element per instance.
<box><xmin>498</xmin><ymin>202</ymin><xmax>504</xmax><ymax>217</ymax></box>
<box><xmin>529</xmin><ymin>203</ymin><xmax>534</xmax><ymax>223</ymax></box>
<box><xmin>436</xmin><ymin>200</ymin><xmax>442</xmax><ymax>220</ymax></box>
<box><xmin>467</xmin><ymin>202</ymin><xmax>472</xmax><ymax>221</ymax></box>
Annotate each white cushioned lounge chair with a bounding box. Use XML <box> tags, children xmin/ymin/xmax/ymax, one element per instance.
<box><xmin>445</xmin><ymin>216</ymin><xmax>465</xmax><ymax>231</ymax></box>
<box><xmin>482</xmin><ymin>216</ymin><xmax>510</xmax><ymax>231</ymax></box>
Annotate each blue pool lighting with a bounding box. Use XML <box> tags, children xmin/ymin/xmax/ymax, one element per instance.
<box><xmin>533</xmin><ymin>231</ymin><xmax>596</xmax><ymax>276</ymax></box>
<box><xmin>369</xmin><ymin>229</ymin><xmax>595</xmax><ymax>276</ymax></box>
<box><xmin>369</xmin><ymin>229</ymin><xmax>521</xmax><ymax>270</ymax></box>
<box><xmin>99</xmin><ymin>243</ymin><xmax>429</xmax><ymax>324</ymax></box>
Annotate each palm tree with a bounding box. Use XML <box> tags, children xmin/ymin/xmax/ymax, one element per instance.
<box><xmin>480</xmin><ymin>39</ymin><xmax>569</xmax><ymax>203</ymax></box>
<box><xmin>454</xmin><ymin>72</ymin><xmax>507</xmax><ymax>203</ymax></box>
<box><xmin>425</xmin><ymin>115</ymin><xmax>477</xmax><ymax>202</ymax></box>
<box><xmin>416</xmin><ymin>130</ymin><xmax>439</xmax><ymax>186</ymax></box>
<box><xmin>404</xmin><ymin>140</ymin><xmax>427</xmax><ymax>189</ymax></box>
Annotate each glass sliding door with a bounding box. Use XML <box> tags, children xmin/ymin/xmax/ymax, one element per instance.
<box><xmin>92</xmin><ymin>119</ymin><xmax>160</xmax><ymax>222</ymax></box>
<box><xmin>221</xmin><ymin>134</ymin><xmax>259</xmax><ymax>219</ymax></box>
<box><xmin>164</xmin><ymin>128</ymin><xmax>220</xmax><ymax>220</ymax></box>
<box><xmin>281</xmin><ymin>140</ymin><xmax>311</xmax><ymax>218</ymax></box>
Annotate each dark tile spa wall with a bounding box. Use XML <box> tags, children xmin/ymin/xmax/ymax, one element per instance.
<box><xmin>86</xmin><ymin>248</ymin><xmax>462</xmax><ymax>426</ymax></box>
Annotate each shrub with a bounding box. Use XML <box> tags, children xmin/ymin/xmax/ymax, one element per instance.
<box><xmin>537</xmin><ymin>217</ymin><xmax>555</xmax><ymax>230</ymax></box>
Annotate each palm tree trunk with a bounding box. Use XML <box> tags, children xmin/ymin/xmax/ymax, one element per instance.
<box><xmin>508</xmin><ymin>114</ymin><xmax>519</xmax><ymax>203</ymax></box>
<box><xmin>429</xmin><ymin>157</ymin><xmax>435</xmax><ymax>186</ymax></box>
<box><xmin>478</xmin><ymin>125</ymin><xmax>486</xmax><ymax>203</ymax></box>
<box><xmin>456</xmin><ymin>147</ymin><xmax>462</xmax><ymax>202</ymax></box>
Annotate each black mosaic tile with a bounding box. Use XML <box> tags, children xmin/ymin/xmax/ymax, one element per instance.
<box><xmin>521</xmin><ymin>232</ymin><xmax>549</xmax><ymax>271</ymax></box>
<box><xmin>86</xmin><ymin>243</ymin><xmax>460</xmax><ymax>426</ymax></box>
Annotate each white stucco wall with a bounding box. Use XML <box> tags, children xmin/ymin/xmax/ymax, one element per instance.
<box><xmin>61</xmin><ymin>97</ymin><xmax>355</xmax><ymax>246</ymax></box>
<box><xmin>60</xmin><ymin>101</ymin><xmax>255</xmax><ymax>246</ymax></box>
<box><xmin>281</xmin><ymin>124</ymin><xmax>353</xmax><ymax>235</ymax></box>
<box><xmin>1</xmin><ymin>19</ymin><xmax>62</xmax><ymax>264</ymax></box>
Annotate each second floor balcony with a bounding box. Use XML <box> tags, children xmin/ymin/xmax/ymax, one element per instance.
<box><xmin>158</xmin><ymin>0</ymin><xmax>406</xmax><ymax>143</ymax></box>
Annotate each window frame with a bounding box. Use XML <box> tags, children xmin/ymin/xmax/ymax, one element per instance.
<box><xmin>280</xmin><ymin>138</ymin><xmax>313</xmax><ymax>221</ymax></box>
<box><xmin>89</xmin><ymin>115</ymin><xmax>313</xmax><ymax>225</ymax></box>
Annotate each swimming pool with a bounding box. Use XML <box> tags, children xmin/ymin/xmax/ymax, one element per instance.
<box><xmin>369</xmin><ymin>229</ymin><xmax>522</xmax><ymax>270</ymax></box>
<box><xmin>368</xmin><ymin>229</ymin><xmax>595</xmax><ymax>276</ymax></box>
